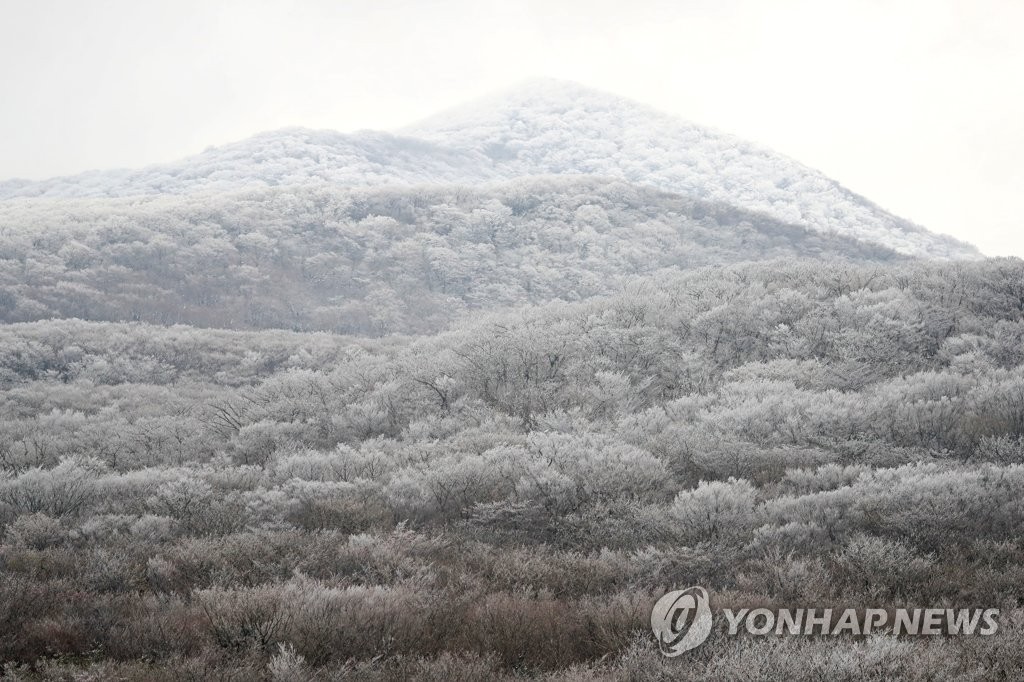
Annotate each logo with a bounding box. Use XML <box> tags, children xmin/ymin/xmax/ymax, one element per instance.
<box><xmin>650</xmin><ymin>586</ymin><xmax>713</xmax><ymax>656</ymax></box>
<box><xmin>651</xmin><ymin>586</ymin><xmax>999</xmax><ymax>656</ymax></box>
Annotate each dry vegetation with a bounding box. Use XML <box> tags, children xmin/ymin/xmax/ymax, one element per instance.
<box><xmin>1</xmin><ymin>259</ymin><xmax>1024</xmax><ymax>678</ymax></box>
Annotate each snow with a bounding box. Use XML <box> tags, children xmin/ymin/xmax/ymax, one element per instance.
<box><xmin>0</xmin><ymin>80</ymin><xmax>979</xmax><ymax>260</ymax></box>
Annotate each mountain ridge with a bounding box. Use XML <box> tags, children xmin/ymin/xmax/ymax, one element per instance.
<box><xmin>405</xmin><ymin>79</ymin><xmax>978</xmax><ymax>260</ymax></box>
<box><xmin>0</xmin><ymin>79</ymin><xmax>979</xmax><ymax>260</ymax></box>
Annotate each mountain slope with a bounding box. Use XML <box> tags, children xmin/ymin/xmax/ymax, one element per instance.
<box><xmin>0</xmin><ymin>176</ymin><xmax>906</xmax><ymax>334</ymax></box>
<box><xmin>0</xmin><ymin>128</ymin><xmax>497</xmax><ymax>199</ymax></box>
<box><xmin>405</xmin><ymin>79</ymin><xmax>978</xmax><ymax>260</ymax></box>
<box><xmin>0</xmin><ymin>80</ymin><xmax>979</xmax><ymax>260</ymax></box>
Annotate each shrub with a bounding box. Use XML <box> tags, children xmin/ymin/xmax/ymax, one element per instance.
<box><xmin>4</xmin><ymin>512</ymin><xmax>65</xmax><ymax>549</ymax></box>
<box><xmin>669</xmin><ymin>478</ymin><xmax>760</xmax><ymax>544</ymax></box>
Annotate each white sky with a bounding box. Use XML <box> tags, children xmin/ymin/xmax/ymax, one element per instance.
<box><xmin>1</xmin><ymin>0</ymin><xmax>1021</xmax><ymax>256</ymax></box>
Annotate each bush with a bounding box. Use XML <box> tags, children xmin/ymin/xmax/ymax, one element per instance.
<box><xmin>4</xmin><ymin>512</ymin><xmax>65</xmax><ymax>549</ymax></box>
<box><xmin>669</xmin><ymin>478</ymin><xmax>760</xmax><ymax>544</ymax></box>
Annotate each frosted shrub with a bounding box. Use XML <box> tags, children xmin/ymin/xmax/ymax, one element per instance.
<box><xmin>203</xmin><ymin>461</ymin><xmax>266</xmax><ymax>490</ymax></box>
<box><xmin>131</xmin><ymin>514</ymin><xmax>177</xmax><ymax>543</ymax></box>
<box><xmin>835</xmin><ymin>534</ymin><xmax>935</xmax><ymax>600</ymax></box>
<box><xmin>4</xmin><ymin>512</ymin><xmax>65</xmax><ymax>549</ymax></box>
<box><xmin>198</xmin><ymin>585</ymin><xmax>295</xmax><ymax>652</ymax></box>
<box><xmin>145</xmin><ymin>474</ymin><xmax>214</xmax><ymax>531</ymax></box>
<box><xmin>517</xmin><ymin>432</ymin><xmax>668</xmax><ymax>506</ymax></box>
<box><xmin>735</xmin><ymin>549</ymin><xmax>831</xmax><ymax>602</ymax></box>
<box><xmin>748</xmin><ymin>520</ymin><xmax>830</xmax><ymax>555</ymax></box>
<box><xmin>781</xmin><ymin>463</ymin><xmax>871</xmax><ymax>495</ymax></box>
<box><xmin>268</xmin><ymin>642</ymin><xmax>308</xmax><ymax>682</ymax></box>
<box><xmin>692</xmin><ymin>441</ymin><xmax>833</xmax><ymax>485</ymax></box>
<box><xmin>198</xmin><ymin>578</ymin><xmax>435</xmax><ymax>663</ymax></box>
<box><xmin>229</xmin><ymin>419</ymin><xmax>311</xmax><ymax>467</ymax></box>
<box><xmin>515</xmin><ymin>460</ymin><xmax>580</xmax><ymax>513</ymax></box>
<box><xmin>762</xmin><ymin>486</ymin><xmax>861</xmax><ymax>542</ymax></box>
<box><xmin>335</xmin><ymin>526</ymin><xmax>441</xmax><ymax>587</ymax></box>
<box><xmin>853</xmin><ymin>463</ymin><xmax>1024</xmax><ymax>544</ymax></box>
<box><xmin>280</xmin><ymin>478</ymin><xmax>387</xmax><ymax>531</ymax></box>
<box><xmin>0</xmin><ymin>455</ymin><xmax>105</xmax><ymax>517</ymax></box>
<box><xmin>669</xmin><ymin>477</ymin><xmax>760</xmax><ymax>543</ymax></box>
<box><xmin>386</xmin><ymin>468</ymin><xmax>438</xmax><ymax>520</ymax></box>
<box><xmin>272</xmin><ymin>448</ymin><xmax>350</xmax><ymax>482</ymax></box>
<box><xmin>387</xmin><ymin>452</ymin><xmax>513</xmax><ymax>520</ymax></box>
<box><xmin>242</xmin><ymin>487</ymin><xmax>292</xmax><ymax>529</ymax></box>
<box><xmin>565</xmin><ymin>438</ymin><xmax>668</xmax><ymax>501</ymax></box>
<box><xmin>973</xmin><ymin>434</ymin><xmax>1024</xmax><ymax>464</ymax></box>
<box><xmin>73</xmin><ymin>513</ymin><xmax>133</xmax><ymax>543</ymax></box>
<box><xmin>145</xmin><ymin>556</ymin><xmax>179</xmax><ymax>595</ymax></box>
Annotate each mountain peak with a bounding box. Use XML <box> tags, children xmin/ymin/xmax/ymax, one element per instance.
<box><xmin>403</xmin><ymin>78</ymin><xmax>663</xmax><ymax>137</ymax></box>
<box><xmin>405</xmin><ymin>80</ymin><xmax>978</xmax><ymax>260</ymax></box>
<box><xmin>0</xmin><ymin>80</ymin><xmax>980</xmax><ymax>259</ymax></box>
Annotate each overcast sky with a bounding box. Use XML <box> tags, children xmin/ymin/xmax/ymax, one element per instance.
<box><xmin>1</xmin><ymin>0</ymin><xmax>1021</xmax><ymax>256</ymax></box>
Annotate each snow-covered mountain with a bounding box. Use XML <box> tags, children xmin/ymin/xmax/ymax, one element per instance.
<box><xmin>0</xmin><ymin>176</ymin><xmax>909</xmax><ymax>333</ymax></box>
<box><xmin>0</xmin><ymin>79</ymin><xmax>978</xmax><ymax>259</ymax></box>
<box><xmin>405</xmin><ymin>80</ymin><xmax>977</xmax><ymax>260</ymax></box>
<box><xmin>0</xmin><ymin>129</ymin><xmax>498</xmax><ymax>198</ymax></box>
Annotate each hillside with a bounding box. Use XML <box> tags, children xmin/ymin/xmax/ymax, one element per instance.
<box><xmin>2</xmin><ymin>259</ymin><xmax>1024</xmax><ymax>677</ymax></box>
<box><xmin>0</xmin><ymin>129</ymin><xmax>498</xmax><ymax>199</ymax></box>
<box><xmin>0</xmin><ymin>176</ymin><xmax>905</xmax><ymax>334</ymax></box>
<box><xmin>407</xmin><ymin>79</ymin><xmax>978</xmax><ymax>259</ymax></box>
<box><xmin>0</xmin><ymin>80</ymin><xmax>979</xmax><ymax>260</ymax></box>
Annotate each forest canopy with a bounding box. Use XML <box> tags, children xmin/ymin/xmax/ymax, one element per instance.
<box><xmin>0</xmin><ymin>177</ymin><xmax>908</xmax><ymax>335</ymax></box>
<box><xmin>2</xmin><ymin>259</ymin><xmax>1024</xmax><ymax>676</ymax></box>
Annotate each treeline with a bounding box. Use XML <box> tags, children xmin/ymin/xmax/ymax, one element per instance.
<box><xmin>2</xmin><ymin>259</ymin><xmax>1024</xmax><ymax>678</ymax></box>
<box><xmin>0</xmin><ymin>177</ymin><xmax>904</xmax><ymax>335</ymax></box>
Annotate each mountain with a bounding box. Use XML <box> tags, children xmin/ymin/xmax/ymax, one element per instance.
<box><xmin>5</xmin><ymin>78</ymin><xmax>1024</xmax><ymax>681</ymax></box>
<box><xmin>405</xmin><ymin>79</ymin><xmax>977</xmax><ymax>259</ymax></box>
<box><xmin>0</xmin><ymin>79</ymin><xmax>979</xmax><ymax>260</ymax></box>
<box><xmin>0</xmin><ymin>128</ymin><xmax>498</xmax><ymax>198</ymax></box>
<box><xmin>0</xmin><ymin>177</ymin><xmax>906</xmax><ymax>334</ymax></box>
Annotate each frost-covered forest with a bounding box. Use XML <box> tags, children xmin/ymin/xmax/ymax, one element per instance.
<box><xmin>0</xmin><ymin>81</ymin><xmax>979</xmax><ymax>260</ymax></box>
<box><xmin>1</xmin><ymin>82</ymin><xmax>1023</xmax><ymax>680</ymax></box>
<box><xmin>0</xmin><ymin>177</ymin><xmax>904</xmax><ymax>334</ymax></box>
<box><xmin>4</xmin><ymin>260</ymin><xmax>1024</xmax><ymax>679</ymax></box>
